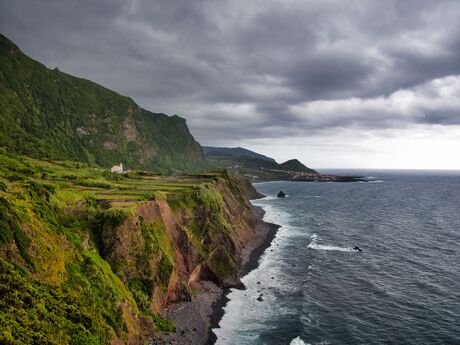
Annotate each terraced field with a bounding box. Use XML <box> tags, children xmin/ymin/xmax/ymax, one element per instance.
<box><xmin>0</xmin><ymin>150</ymin><xmax>222</xmax><ymax>210</ymax></box>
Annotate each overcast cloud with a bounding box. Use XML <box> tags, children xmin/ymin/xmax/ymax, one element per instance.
<box><xmin>1</xmin><ymin>0</ymin><xmax>460</xmax><ymax>168</ymax></box>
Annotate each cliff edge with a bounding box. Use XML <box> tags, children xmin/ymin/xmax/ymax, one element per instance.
<box><xmin>0</xmin><ymin>152</ymin><xmax>262</xmax><ymax>344</ymax></box>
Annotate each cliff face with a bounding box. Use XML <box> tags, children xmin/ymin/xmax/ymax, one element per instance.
<box><xmin>0</xmin><ymin>152</ymin><xmax>259</xmax><ymax>344</ymax></box>
<box><xmin>0</xmin><ymin>34</ymin><xmax>205</xmax><ymax>172</ymax></box>
<box><xmin>97</xmin><ymin>175</ymin><xmax>257</xmax><ymax>313</ymax></box>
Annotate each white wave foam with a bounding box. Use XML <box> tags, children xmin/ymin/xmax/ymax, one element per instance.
<box><xmin>308</xmin><ymin>233</ymin><xmax>354</xmax><ymax>252</ymax></box>
<box><xmin>255</xmin><ymin>194</ymin><xmax>289</xmax><ymax>201</ymax></box>
<box><xmin>290</xmin><ymin>336</ymin><xmax>308</xmax><ymax>345</ymax></box>
<box><xmin>307</xmin><ymin>243</ymin><xmax>353</xmax><ymax>252</ymax></box>
<box><xmin>258</xmin><ymin>195</ymin><xmax>277</xmax><ymax>201</ymax></box>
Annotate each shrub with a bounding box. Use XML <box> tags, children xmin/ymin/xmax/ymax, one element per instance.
<box><xmin>149</xmin><ymin>312</ymin><xmax>175</xmax><ymax>333</ymax></box>
<box><xmin>142</xmin><ymin>191</ymin><xmax>166</xmax><ymax>201</ymax></box>
<box><xmin>0</xmin><ymin>259</ymin><xmax>105</xmax><ymax>345</ymax></box>
<box><xmin>77</xmin><ymin>179</ymin><xmax>114</xmax><ymax>189</ymax></box>
<box><xmin>0</xmin><ymin>198</ymin><xmax>33</xmax><ymax>268</ymax></box>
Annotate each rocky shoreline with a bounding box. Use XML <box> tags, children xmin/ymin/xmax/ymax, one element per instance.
<box><xmin>152</xmin><ymin>203</ymin><xmax>280</xmax><ymax>345</ymax></box>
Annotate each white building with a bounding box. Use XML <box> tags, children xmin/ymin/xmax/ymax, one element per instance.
<box><xmin>111</xmin><ymin>162</ymin><xmax>123</xmax><ymax>173</ymax></box>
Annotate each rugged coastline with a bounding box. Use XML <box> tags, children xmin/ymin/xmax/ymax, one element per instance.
<box><xmin>0</xmin><ymin>150</ymin><xmax>282</xmax><ymax>344</ymax></box>
<box><xmin>152</xmin><ymin>202</ymin><xmax>280</xmax><ymax>345</ymax></box>
<box><xmin>208</xmin><ymin>205</ymin><xmax>280</xmax><ymax>345</ymax></box>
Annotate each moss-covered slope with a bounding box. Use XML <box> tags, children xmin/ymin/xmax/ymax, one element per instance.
<box><xmin>0</xmin><ymin>151</ymin><xmax>258</xmax><ymax>344</ymax></box>
<box><xmin>0</xmin><ymin>34</ymin><xmax>204</xmax><ymax>173</ymax></box>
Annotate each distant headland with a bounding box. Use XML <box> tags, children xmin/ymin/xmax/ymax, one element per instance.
<box><xmin>204</xmin><ymin>146</ymin><xmax>365</xmax><ymax>182</ymax></box>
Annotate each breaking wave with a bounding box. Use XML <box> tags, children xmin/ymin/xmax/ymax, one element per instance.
<box><xmin>307</xmin><ymin>234</ymin><xmax>354</xmax><ymax>252</ymax></box>
<box><xmin>290</xmin><ymin>336</ymin><xmax>307</xmax><ymax>345</ymax></box>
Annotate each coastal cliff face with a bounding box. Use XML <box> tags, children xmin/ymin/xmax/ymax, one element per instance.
<box><xmin>97</xmin><ymin>173</ymin><xmax>257</xmax><ymax>308</ymax></box>
<box><xmin>0</xmin><ymin>152</ymin><xmax>259</xmax><ymax>345</ymax></box>
<box><xmin>0</xmin><ymin>34</ymin><xmax>205</xmax><ymax>173</ymax></box>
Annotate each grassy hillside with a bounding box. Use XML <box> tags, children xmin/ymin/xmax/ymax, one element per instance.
<box><xmin>203</xmin><ymin>146</ymin><xmax>276</xmax><ymax>162</ymax></box>
<box><xmin>0</xmin><ymin>150</ymin><xmax>258</xmax><ymax>344</ymax></box>
<box><xmin>204</xmin><ymin>146</ymin><xmax>322</xmax><ymax>181</ymax></box>
<box><xmin>0</xmin><ymin>34</ymin><xmax>205</xmax><ymax>173</ymax></box>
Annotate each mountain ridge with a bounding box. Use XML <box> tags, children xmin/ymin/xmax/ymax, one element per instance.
<box><xmin>202</xmin><ymin>146</ymin><xmax>276</xmax><ymax>162</ymax></box>
<box><xmin>0</xmin><ymin>34</ymin><xmax>205</xmax><ymax>173</ymax></box>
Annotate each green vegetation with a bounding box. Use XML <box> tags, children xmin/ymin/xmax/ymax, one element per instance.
<box><xmin>0</xmin><ymin>34</ymin><xmax>206</xmax><ymax>172</ymax></box>
<box><xmin>0</xmin><ymin>258</ymin><xmax>106</xmax><ymax>345</ymax></box>
<box><xmin>0</xmin><ymin>197</ymin><xmax>33</xmax><ymax>268</ymax></box>
<box><xmin>0</xmin><ymin>150</ymin><xmax>256</xmax><ymax>343</ymax></box>
<box><xmin>0</xmin><ymin>33</ymin><xmax>264</xmax><ymax>345</ymax></box>
<box><xmin>151</xmin><ymin>313</ymin><xmax>175</xmax><ymax>333</ymax></box>
<box><xmin>0</xmin><ymin>152</ymin><xmax>192</xmax><ymax>343</ymax></box>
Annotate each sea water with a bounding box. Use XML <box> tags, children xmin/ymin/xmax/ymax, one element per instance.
<box><xmin>213</xmin><ymin>170</ymin><xmax>460</xmax><ymax>345</ymax></box>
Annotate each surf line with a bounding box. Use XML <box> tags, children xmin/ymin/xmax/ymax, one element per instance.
<box><xmin>307</xmin><ymin>233</ymin><xmax>359</xmax><ymax>252</ymax></box>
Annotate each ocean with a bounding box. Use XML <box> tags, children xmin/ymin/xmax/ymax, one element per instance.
<box><xmin>213</xmin><ymin>170</ymin><xmax>460</xmax><ymax>345</ymax></box>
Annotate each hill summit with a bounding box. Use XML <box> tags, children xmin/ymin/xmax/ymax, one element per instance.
<box><xmin>280</xmin><ymin>159</ymin><xmax>316</xmax><ymax>173</ymax></box>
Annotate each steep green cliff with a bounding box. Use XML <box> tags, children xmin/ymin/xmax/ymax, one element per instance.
<box><xmin>0</xmin><ymin>151</ymin><xmax>258</xmax><ymax>344</ymax></box>
<box><xmin>0</xmin><ymin>34</ymin><xmax>204</xmax><ymax>173</ymax></box>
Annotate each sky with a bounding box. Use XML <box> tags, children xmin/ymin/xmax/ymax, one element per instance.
<box><xmin>1</xmin><ymin>0</ymin><xmax>460</xmax><ymax>169</ymax></box>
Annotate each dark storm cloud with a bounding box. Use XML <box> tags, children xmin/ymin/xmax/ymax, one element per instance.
<box><xmin>283</xmin><ymin>53</ymin><xmax>374</xmax><ymax>100</ymax></box>
<box><xmin>2</xmin><ymin>0</ymin><xmax>460</xmax><ymax>142</ymax></box>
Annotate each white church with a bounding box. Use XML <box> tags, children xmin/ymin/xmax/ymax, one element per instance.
<box><xmin>111</xmin><ymin>162</ymin><xmax>123</xmax><ymax>173</ymax></box>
